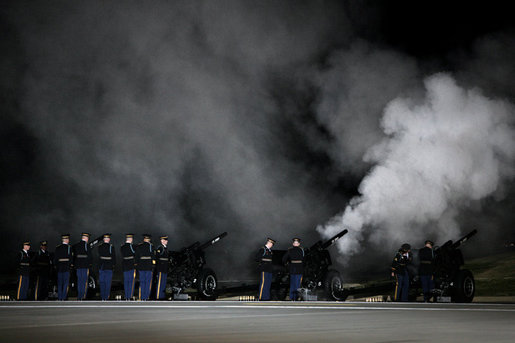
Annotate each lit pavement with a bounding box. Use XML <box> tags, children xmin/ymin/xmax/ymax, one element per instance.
<box><xmin>1</xmin><ymin>301</ymin><xmax>514</xmax><ymax>342</ymax></box>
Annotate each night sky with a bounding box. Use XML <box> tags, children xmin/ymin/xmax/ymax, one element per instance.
<box><xmin>1</xmin><ymin>1</ymin><xmax>514</xmax><ymax>279</ymax></box>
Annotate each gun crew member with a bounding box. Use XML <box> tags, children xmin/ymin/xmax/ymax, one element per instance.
<box><xmin>282</xmin><ymin>237</ymin><xmax>304</xmax><ymax>301</ymax></box>
<box><xmin>16</xmin><ymin>240</ymin><xmax>31</xmax><ymax>300</ymax></box>
<box><xmin>98</xmin><ymin>233</ymin><xmax>116</xmax><ymax>301</ymax></box>
<box><xmin>135</xmin><ymin>234</ymin><xmax>155</xmax><ymax>300</ymax></box>
<box><xmin>255</xmin><ymin>237</ymin><xmax>275</xmax><ymax>301</ymax></box>
<box><xmin>391</xmin><ymin>243</ymin><xmax>412</xmax><ymax>302</ymax></box>
<box><xmin>121</xmin><ymin>233</ymin><xmax>136</xmax><ymax>300</ymax></box>
<box><xmin>72</xmin><ymin>232</ymin><xmax>92</xmax><ymax>300</ymax></box>
<box><xmin>33</xmin><ymin>240</ymin><xmax>52</xmax><ymax>300</ymax></box>
<box><xmin>54</xmin><ymin>234</ymin><xmax>72</xmax><ymax>300</ymax></box>
<box><xmin>419</xmin><ymin>240</ymin><xmax>435</xmax><ymax>302</ymax></box>
<box><xmin>155</xmin><ymin>235</ymin><xmax>169</xmax><ymax>300</ymax></box>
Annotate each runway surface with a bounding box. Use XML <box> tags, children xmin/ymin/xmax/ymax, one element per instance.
<box><xmin>1</xmin><ymin>301</ymin><xmax>514</xmax><ymax>342</ymax></box>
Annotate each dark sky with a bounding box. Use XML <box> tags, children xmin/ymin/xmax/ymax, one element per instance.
<box><xmin>1</xmin><ymin>0</ymin><xmax>514</xmax><ymax>279</ymax></box>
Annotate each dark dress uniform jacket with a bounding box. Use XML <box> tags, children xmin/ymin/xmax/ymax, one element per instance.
<box><xmin>282</xmin><ymin>246</ymin><xmax>304</xmax><ymax>274</ymax></box>
<box><xmin>120</xmin><ymin>243</ymin><xmax>136</xmax><ymax>271</ymax></box>
<box><xmin>72</xmin><ymin>240</ymin><xmax>92</xmax><ymax>269</ymax></box>
<box><xmin>18</xmin><ymin>250</ymin><xmax>31</xmax><ymax>276</ymax></box>
<box><xmin>391</xmin><ymin>250</ymin><xmax>411</xmax><ymax>275</ymax></box>
<box><xmin>155</xmin><ymin>245</ymin><xmax>169</xmax><ymax>273</ymax></box>
<box><xmin>54</xmin><ymin>244</ymin><xmax>72</xmax><ymax>272</ymax></box>
<box><xmin>418</xmin><ymin>247</ymin><xmax>434</xmax><ymax>276</ymax></box>
<box><xmin>135</xmin><ymin>242</ymin><xmax>154</xmax><ymax>271</ymax></box>
<box><xmin>98</xmin><ymin>243</ymin><xmax>116</xmax><ymax>270</ymax></box>
<box><xmin>34</xmin><ymin>249</ymin><xmax>52</xmax><ymax>276</ymax></box>
<box><xmin>255</xmin><ymin>246</ymin><xmax>273</xmax><ymax>273</ymax></box>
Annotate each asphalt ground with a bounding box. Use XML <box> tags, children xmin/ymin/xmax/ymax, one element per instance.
<box><xmin>0</xmin><ymin>301</ymin><xmax>514</xmax><ymax>342</ymax></box>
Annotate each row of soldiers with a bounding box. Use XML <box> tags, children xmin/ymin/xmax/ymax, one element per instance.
<box><xmin>255</xmin><ymin>237</ymin><xmax>305</xmax><ymax>301</ymax></box>
<box><xmin>391</xmin><ymin>240</ymin><xmax>435</xmax><ymax>302</ymax></box>
<box><xmin>16</xmin><ymin>233</ymin><xmax>170</xmax><ymax>301</ymax></box>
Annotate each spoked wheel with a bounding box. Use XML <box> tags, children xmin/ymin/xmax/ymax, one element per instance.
<box><xmin>323</xmin><ymin>270</ymin><xmax>347</xmax><ymax>301</ymax></box>
<box><xmin>197</xmin><ymin>268</ymin><xmax>218</xmax><ymax>300</ymax></box>
<box><xmin>452</xmin><ymin>269</ymin><xmax>475</xmax><ymax>303</ymax></box>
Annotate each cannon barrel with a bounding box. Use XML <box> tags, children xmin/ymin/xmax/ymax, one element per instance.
<box><xmin>436</xmin><ymin>229</ymin><xmax>478</xmax><ymax>251</ymax></box>
<box><xmin>88</xmin><ymin>235</ymin><xmax>105</xmax><ymax>249</ymax></box>
<box><xmin>198</xmin><ymin>231</ymin><xmax>228</xmax><ymax>250</ymax></box>
<box><xmin>310</xmin><ymin>229</ymin><xmax>348</xmax><ymax>250</ymax></box>
<box><xmin>451</xmin><ymin>229</ymin><xmax>478</xmax><ymax>249</ymax></box>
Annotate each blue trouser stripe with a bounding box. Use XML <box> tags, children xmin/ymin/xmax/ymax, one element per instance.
<box><xmin>18</xmin><ymin>275</ymin><xmax>30</xmax><ymax>300</ymax></box>
<box><xmin>156</xmin><ymin>272</ymin><xmax>167</xmax><ymax>300</ymax></box>
<box><xmin>57</xmin><ymin>271</ymin><xmax>70</xmax><ymax>300</ymax></box>
<box><xmin>36</xmin><ymin>274</ymin><xmax>49</xmax><ymax>300</ymax></box>
<box><xmin>123</xmin><ymin>270</ymin><xmax>135</xmax><ymax>300</ymax></box>
<box><xmin>259</xmin><ymin>272</ymin><xmax>272</xmax><ymax>301</ymax></box>
<box><xmin>76</xmin><ymin>268</ymin><xmax>88</xmax><ymax>300</ymax></box>
<box><xmin>289</xmin><ymin>274</ymin><xmax>302</xmax><ymax>301</ymax></box>
<box><xmin>99</xmin><ymin>269</ymin><xmax>113</xmax><ymax>300</ymax></box>
<box><xmin>395</xmin><ymin>271</ymin><xmax>409</xmax><ymax>302</ymax></box>
<box><xmin>420</xmin><ymin>275</ymin><xmax>434</xmax><ymax>301</ymax></box>
<box><xmin>139</xmin><ymin>270</ymin><xmax>152</xmax><ymax>300</ymax></box>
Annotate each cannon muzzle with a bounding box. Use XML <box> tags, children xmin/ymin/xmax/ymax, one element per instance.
<box><xmin>198</xmin><ymin>232</ymin><xmax>228</xmax><ymax>250</ymax></box>
<box><xmin>451</xmin><ymin>229</ymin><xmax>478</xmax><ymax>249</ymax></box>
<box><xmin>311</xmin><ymin>229</ymin><xmax>348</xmax><ymax>250</ymax></box>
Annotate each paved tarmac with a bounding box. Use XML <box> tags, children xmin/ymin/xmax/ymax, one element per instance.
<box><xmin>1</xmin><ymin>301</ymin><xmax>514</xmax><ymax>342</ymax></box>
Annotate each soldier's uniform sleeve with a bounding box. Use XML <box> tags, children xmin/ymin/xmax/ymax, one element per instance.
<box><xmin>391</xmin><ymin>252</ymin><xmax>400</xmax><ymax>272</ymax></box>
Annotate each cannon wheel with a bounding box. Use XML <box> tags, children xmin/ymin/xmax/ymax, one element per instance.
<box><xmin>86</xmin><ymin>274</ymin><xmax>97</xmax><ymax>299</ymax></box>
<box><xmin>452</xmin><ymin>269</ymin><xmax>475</xmax><ymax>303</ymax></box>
<box><xmin>323</xmin><ymin>270</ymin><xmax>347</xmax><ymax>301</ymax></box>
<box><xmin>197</xmin><ymin>268</ymin><xmax>218</xmax><ymax>300</ymax></box>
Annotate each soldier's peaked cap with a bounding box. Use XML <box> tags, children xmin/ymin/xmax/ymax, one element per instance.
<box><xmin>125</xmin><ymin>233</ymin><xmax>134</xmax><ymax>238</ymax></box>
<box><xmin>23</xmin><ymin>240</ymin><xmax>31</xmax><ymax>246</ymax></box>
<box><xmin>40</xmin><ymin>240</ymin><xmax>48</xmax><ymax>246</ymax></box>
<box><xmin>103</xmin><ymin>233</ymin><xmax>112</xmax><ymax>238</ymax></box>
<box><xmin>267</xmin><ymin>237</ymin><xmax>276</xmax><ymax>244</ymax></box>
<box><xmin>81</xmin><ymin>232</ymin><xmax>90</xmax><ymax>237</ymax></box>
<box><xmin>61</xmin><ymin>233</ymin><xmax>70</xmax><ymax>239</ymax></box>
<box><xmin>160</xmin><ymin>235</ymin><xmax>168</xmax><ymax>240</ymax></box>
<box><xmin>143</xmin><ymin>234</ymin><xmax>152</xmax><ymax>239</ymax></box>
<box><xmin>425</xmin><ymin>240</ymin><xmax>434</xmax><ymax>246</ymax></box>
<box><xmin>292</xmin><ymin>238</ymin><xmax>301</xmax><ymax>242</ymax></box>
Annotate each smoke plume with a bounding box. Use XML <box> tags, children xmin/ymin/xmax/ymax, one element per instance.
<box><xmin>317</xmin><ymin>73</ymin><xmax>515</xmax><ymax>258</ymax></box>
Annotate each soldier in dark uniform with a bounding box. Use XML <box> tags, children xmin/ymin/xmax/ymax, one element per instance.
<box><xmin>54</xmin><ymin>234</ymin><xmax>72</xmax><ymax>300</ymax></box>
<box><xmin>135</xmin><ymin>234</ymin><xmax>154</xmax><ymax>300</ymax></box>
<box><xmin>282</xmin><ymin>238</ymin><xmax>304</xmax><ymax>301</ymax></box>
<box><xmin>419</xmin><ymin>240</ymin><xmax>435</xmax><ymax>302</ymax></box>
<box><xmin>17</xmin><ymin>241</ymin><xmax>31</xmax><ymax>300</ymax></box>
<box><xmin>72</xmin><ymin>232</ymin><xmax>92</xmax><ymax>300</ymax></box>
<box><xmin>391</xmin><ymin>243</ymin><xmax>412</xmax><ymax>302</ymax></box>
<box><xmin>155</xmin><ymin>235</ymin><xmax>169</xmax><ymax>300</ymax></box>
<box><xmin>98</xmin><ymin>233</ymin><xmax>116</xmax><ymax>301</ymax></box>
<box><xmin>255</xmin><ymin>237</ymin><xmax>275</xmax><ymax>301</ymax></box>
<box><xmin>33</xmin><ymin>240</ymin><xmax>52</xmax><ymax>300</ymax></box>
<box><xmin>121</xmin><ymin>233</ymin><xmax>136</xmax><ymax>300</ymax></box>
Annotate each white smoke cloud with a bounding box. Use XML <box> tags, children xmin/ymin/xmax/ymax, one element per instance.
<box><xmin>317</xmin><ymin>73</ymin><xmax>515</xmax><ymax>257</ymax></box>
